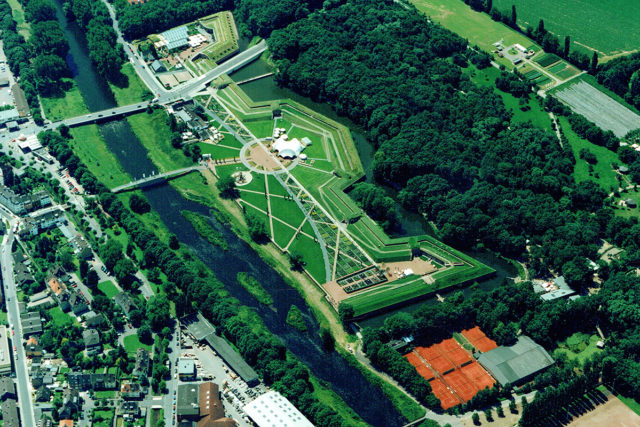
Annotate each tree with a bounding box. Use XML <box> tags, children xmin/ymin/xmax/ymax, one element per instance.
<box><xmin>319</xmin><ymin>327</ymin><xmax>334</xmax><ymax>351</ymax></box>
<box><xmin>87</xmin><ymin>269</ymin><xmax>99</xmax><ymax>290</ymax></box>
<box><xmin>146</xmin><ymin>295</ymin><xmax>171</xmax><ymax>331</ymax></box>
<box><xmin>511</xmin><ymin>5</ymin><xmax>517</xmax><ymax>26</ymax></box>
<box><xmin>484</xmin><ymin>408</ymin><xmax>493</xmax><ymax>422</ymax></box>
<box><xmin>79</xmin><ymin>259</ymin><xmax>89</xmax><ymax>279</ymax></box>
<box><xmin>590</xmin><ymin>51</ymin><xmax>598</xmax><ymax>74</ymax></box>
<box><xmin>58</xmin><ymin>124</ymin><xmax>71</xmax><ymax>138</ymax></box>
<box><xmin>338</xmin><ymin>303</ymin><xmax>354</xmax><ymax>327</ymax></box>
<box><xmin>216</xmin><ymin>174</ymin><xmax>238</xmax><ymax>199</ymax></box>
<box><xmin>564</xmin><ymin>36</ymin><xmax>571</xmax><ymax>58</ymax></box>
<box><xmin>58</xmin><ymin>248</ymin><xmax>75</xmax><ymax>271</ymax></box>
<box><xmin>288</xmin><ymin>251</ymin><xmax>305</xmax><ymax>271</ymax></box>
<box><xmin>246</xmin><ymin>212</ymin><xmax>268</xmax><ymax>242</ymax></box>
<box><xmin>497</xmin><ymin>405</ymin><xmax>504</xmax><ymax>417</ymax></box>
<box><xmin>537</xmin><ymin>19</ymin><xmax>545</xmax><ymax>35</ymax></box>
<box><xmin>129</xmin><ymin>194</ymin><xmax>150</xmax><ymax>214</ymax></box>
<box><xmin>169</xmin><ymin>234</ymin><xmax>180</xmax><ymax>250</ymax></box>
<box><xmin>509</xmin><ymin>399</ymin><xmax>517</xmax><ymax>413</ymax></box>
<box><xmin>485</xmin><ymin>0</ymin><xmax>492</xmax><ymax>12</ymax></box>
<box><xmin>137</xmin><ymin>324</ymin><xmax>153</xmax><ymax>344</ymax></box>
<box><xmin>472</xmin><ymin>412</ymin><xmax>480</xmax><ymax>425</ymax></box>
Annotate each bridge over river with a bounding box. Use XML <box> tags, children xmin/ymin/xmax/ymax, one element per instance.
<box><xmin>111</xmin><ymin>165</ymin><xmax>206</xmax><ymax>193</ymax></box>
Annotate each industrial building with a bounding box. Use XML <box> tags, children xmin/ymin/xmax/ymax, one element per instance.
<box><xmin>0</xmin><ymin>108</ymin><xmax>19</xmax><ymax>125</ymax></box>
<box><xmin>477</xmin><ymin>336</ymin><xmax>554</xmax><ymax>386</ymax></box>
<box><xmin>160</xmin><ymin>26</ymin><xmax>189</xmax><ymax>51</ymax></box>
<box><xmin>178</xmin><ymin>358</ymin><xmax>196</xmax><ymax>381</ymax></box>
<box><xmin>177</xmin><ymin>382</ymin><xmax>235</xmax><ymax>426</ymax></box>
<box><xmin>243</xmin><ymin>391</ymin><xmax>313</xmax><ymax>427</ymax></box>
<box><xmin>0</xmin><ymin>326</ymin><xmax>11</xmax><ymax>375</ymax></box>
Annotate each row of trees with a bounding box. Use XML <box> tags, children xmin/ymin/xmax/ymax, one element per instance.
<box><xmin>65</xmin><ymin>0</ymin><xmax>126</xmax><ymax>81</ymax></box>
<box><xmin>595</xmin><ymin>52</ymin><xmax>640</xmax><ymax>110</ymax></box>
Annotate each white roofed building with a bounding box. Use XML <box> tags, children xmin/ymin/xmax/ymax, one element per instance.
<box><xmin>244</xmin><ymin>391</ymin><xmax>313</xmax><ymax>427</ymax></box>
<box><xmin>273</xmin><ymin>136</ymin><xmax>304</xmax><ymax>159</ymax></box>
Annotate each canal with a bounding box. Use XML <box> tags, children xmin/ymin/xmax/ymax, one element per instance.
<box><xmin>230</xmin><ymin>59</ymin><xmax>518</xmax><ymax>328</ymax></box>
<box><xmin>52</xmin><ymin>3</ymin><xmax>406</xmax><ymax>426</ymax></box>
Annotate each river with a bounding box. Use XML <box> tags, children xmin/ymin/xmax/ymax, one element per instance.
<box><xmin>52</xmin><ymin>4</ymin><xmax>406</xmax><ymax>426</ymax></box>
<box><xmin>230</xmin><ymin>59</ymin><xmax>518</xmax><ymax>327</ymax></box>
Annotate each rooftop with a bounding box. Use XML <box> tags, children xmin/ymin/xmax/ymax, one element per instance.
<box><xmin>477</xmin><ymin>336</ymin><xmax>554</xmax><ymax>386</ymax></box>
<box><xmin>161</xmin><ymin>26</ymin><xmax>189</xmax><ymax>50</ymax></box>
<box><xmin>204</xmin><ymin>333</ymin><xmax>258</xmax><ymax>386</ymax></box>
<box><xmin>178</xmin><ymin>358</ymin><xmax>196</xmax><ymax>375</ymax></box>
<box><xmin>243</xmin><ymin>391</ymin><xmax>313</xmax><ymax>427</ymax></box>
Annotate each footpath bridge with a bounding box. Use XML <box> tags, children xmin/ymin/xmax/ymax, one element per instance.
<box><xmin>111</xmin><ymin>165</ymin><xmax>206</xmax><ymax>193</ymax></box>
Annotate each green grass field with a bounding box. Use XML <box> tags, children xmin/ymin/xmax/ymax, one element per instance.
<box><xmin>198</xmin><ymin>143</ymin><xmax>241</xmax><ymax>160</ymax></box>
<box><xmin>617</xmin><ymin>394</ymin><xmax>640</xmax><ymax>416</ymax></box>
<box><xmin>554</xmin><ymin>333</ymin><xmax>602</xmax><ymax>365</ymax></box>
<box><xmin>41</xmin><ymin>79</ymin><xmax>89</xmax><ymax>121</ymax></box>
<box><xmin>123</xmin><ymin>334</ymin><xmax>152</xmax><ymax>354</ymax></box>
<box><xmin>109</xmin><ymin>63</ymin><xmax>153</xmax><ymax>106</ymax></box>
<box><xmin>69</xmin><ymin>125</ymin><xmax>131</xmax><ymax>188</ymax></box>
<box><xmin>127</xmin><ymin>110</ymin><xmax>193</xmax><ymax>172</ymax></box>
<box><xmin>493</xmin><ymin>0</ymin><xmax>640</xmax><ymax>57</ymax></box>
<box><xmin>559</xmin><ymin>116</ymin><xmax>621</xmax><ymax>191</ymax></box>
<box><xmin>48</xmin><ymin>306</ymin><xmax>71</xmax><ymax>326</ymax></box>
<box><xmin>410</xmin><ymin>0</ymin><xmax>538</xmax><ymax>67</ymax></box>
<box><xmin>98</xmin><ymin>280</ymin><xmax>119</xmax><ymax>299</ymax></box>
<box><xmin>198</xmin><ymin>11</ymin><xmax>239</xmax><ymax>63</ymax></box>
<box><xmin>6</xmin><ymin>0</ymin><xmax>30</xmax><ymax>39</ymax></box>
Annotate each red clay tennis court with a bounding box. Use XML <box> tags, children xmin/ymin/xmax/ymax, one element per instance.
<box><xmin>428</xmin><ymin>355</ymin><xmax>455</xmax><ymax>374</ymax></box>
<box><xmin>445</xmin><ymin>347</ymin><xmax>472</xmax><ymax>367</ymax></box>
<box><xmin>443</xmin><ymin>370</ymin><xmax>477</xmax><ymax>402</ymax></box>
<box><xmin>462</xmin><ymin>326</ymin><xmax>498</xmax><ymax>353</ymax></box>
<box><xmin>404</xmin><ymin>351</ymin><xmax>436</xmax><ymax>381</ymax></box>
<box><xmin>416</xmin><ymin>346</ymin><xmax>440</xmax><ymax>361</ymax></box>
<box><xmin>429</xmin><ymin>379</ymin><xmax>460</xmax><ymax>410</ymax></box>
<box><xmin>460</xmin><ymin>362</ymin><xmax>495</xmax><ymax>391</ymax></box>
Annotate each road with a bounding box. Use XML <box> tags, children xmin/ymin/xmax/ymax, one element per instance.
<box><xmin>1</xmin><ymin>220</ymin><xmax>36</xmax><ymax>427</ymax></box>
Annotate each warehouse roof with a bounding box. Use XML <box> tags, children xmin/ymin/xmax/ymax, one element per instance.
<box><xmin>181</xmin><ymin>313</ymin><xmax>215</xmax><ymax>341</ymax></box>
<box><xmin>244</xmin><ymin>391</ymin><xmax>313</xmax><ymax>427</ymax></box>
<box><xmin>204</xmin><ymin>333</ymin><xmax>258</xmax><ymax>386</ymax></box>
<box><xmin>478</xmin><ymin>336</ymin><xmax>554</xmax><ymax>386</ymax></box>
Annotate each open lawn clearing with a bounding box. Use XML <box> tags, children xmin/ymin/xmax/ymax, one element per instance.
<box><xmin>109</xmin><ymin>63</ymin><xmax>152</xmax><ymax>106</ymax></box>
<box><xmin>6</xmin><ymin>0</ymin><xmax>30</xmax><ymax>39</ymax></box>
<box><xmin>123</xmin><ymin>334</ymin><xmax>152</xmax><ymax>354</ymax></box>
<box><xmin>558</xmin><ymin>116</ymin><xmax>620</xmax><ymax>191</ymax></box>
<box><xmin>272</xmin><ymin>218</ymin><xmax>298</xmax><ymax>249</ymax></box>
<box><xmin>48</xmin><ymin>306</ymin><xmax>71</xmax><ymax>326</ymax></box>
<box><xmin>198</xmin><ymin>143</ymin><xmax>240</xmax><ymax>160</ymax></box>
<box><xmin>410</xmin><ymin>0</ymin><xmax>538</xmax><ymax>67</ymax></box>
<box><xmin>243</xmin><ymin>119</ymin><xmax>273</xmax><ymax>138</ymax></box>
<box><xmin>93</xmin><ymin>409</ymin><xmax>115</xmax><ymax>427</ymax></box>
<box><xmin>41</xmin><ymin>79</ymin><xmax>89</xmax><ymax>121</ymax></box>
<box><xmin>239</xmin><ymin>189</ymin><xmax>268</xmax><ymax>212</ymax></box>
<box><xmin>269</xmin><ymin>196</ymin><xmax>306</xmax><ymax>227</ymax></box>
<box><xmin>552</xmin><ymin>79</ymin><xmax>640</xmax><ymax>137</ymax></box>
<box><xmin>69</xmin><ymin>125</ymin><xmax>130</xmax><ymax>188</ymax></box>
<box><xmin>127</xmin><ymin>110</ymin><xmax>192</xmax><ymax>171</ymax></box>
<box><xmin>566</xmin><ymin>393</ymin><xmax>640</xmax><ymax>426</ymax></box>
<box><xmin>98</xmin><ymin>280</ymin><xmax>119</xmax><ymax>299</ymax></box>
<box><xmin>554</xmin><ymin>333</ymin><xmax>603</xmax><ymax>365</ymax></box>
<box><xmin>612</xmin><ymin>188</ymin><xmax>640</xmax><ymax>219</ymax></box>
<box><xmin>493</xmin><ymin>0</ymin><xmax>640</xmax><ymax>57</ymax></box>
<box><xmin>288</xmin><ymin>233</ymin><xmax>326</xmax><ymax>283</ymax></box>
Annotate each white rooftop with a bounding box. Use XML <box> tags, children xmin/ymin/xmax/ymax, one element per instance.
<box><xmin>244</xmin><ymin>391</ymin><xmax>313</xmax><ymax>427</ymax></box>
<box><xmin>273</xmin><ymin>136</ymin><xmax>304</xmax><ymax>159</ymax></box>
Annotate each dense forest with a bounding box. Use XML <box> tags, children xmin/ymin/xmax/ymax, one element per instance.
<box><xmin>595</xmin><ymin>52</ymin><xmax>640</xmax><ymax>111</ymax></box>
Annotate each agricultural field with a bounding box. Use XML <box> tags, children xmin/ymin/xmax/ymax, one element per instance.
<box><xmin>409</xmin><ymin>0</ymin><xmax>538</xmax><ymax>67</ymax></box>
<box><xmin>211</xmin><ymin>84</ymin><xmax>492</xmax><ymax>317</ymax></box>
<box><xmin>552</xmin><ymin>78</ymin><xmax>640</xmax><ymax>138</ymax></box>
<box><xmin>493</xmin><ymin>0</ymin><xmax>640</xmax><ymax>58</ymax></box>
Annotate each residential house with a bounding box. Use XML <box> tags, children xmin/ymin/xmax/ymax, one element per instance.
<box><xmin>20</xmin><ymin>209</ymin><xmax>66</xmax><ymax>237</ymax></box>
<box><xmin>20</xmin><ymin>311</ymin><xmax>43</xmax><ymax>336</ymax></box>
<box><xmin>47</xmin><ymin>277</ymin><xmax>67</xmax><ymax>301</ymax></box>
<box><xmin>84</xmin><ymin>312</ymin><xmax>106</xmax><ymax>329</ymax></box>
<box><xmin>26</xmin><ymin>336</ymin><xmax>43</xmax><ymax>357</ymax></box>
<box><xmin>69</xmin><ymin>292</ymin><xmax>89</xmax><ymax>316</ymax></box>
<box><xmin>58</xmin><ymin>389</ymin><xmax>80</xmax><ymax>420</ymax></box>
<box><xmin>2</xmin><ymin>398</ymin><xmax>20</xmax><ymax>427</ymax></box>
<box><xmin>0</xmin><ymin>186</ymin><xmax>51</xmax><ymax>215</ymax></box>
<box><xmin>0</xmin><ymin>326</ymin><xmax>11</xmax><ymax>375</ymax></box>
<box><xmin>114</xmin><ymin>291</ymin><xmax>137</xmax><ymax>316</ymax></box>
<box><xmin>14</xmin><ymin>261</ymin><xmax>35</xmax><ymax>288</ymax></box>
<box><xmin>69</xmin><ymin>235</ymin><xmax>92</xmax><ymax>260</ymax></box>
<box><xmin>0</xmin><ymin>377</ymin><xmax>16</xmax><ymax>400</ymax></box>
<box><xmin>82</xmin><ymin>329</ymin><xmax>101</xmax><ymax>356</ymax></box>
<box><xmin>120</xmin><ymin>380</ymin><xmax>143</xmax><ymax>400</ymax></box>
<box><xmin>59</xmin><ymin>420</ymin><xmax>74</xmax><ymax>427</ymax></box>
<box><xmin>120</xmin><ymin>401</ymin><xmax>141</xmax><ymax>418</ymax></box>
<box><xmin>68</xmin><ymin>373</ymin><xmax>117</xmax><ymax>391</ymax></box>
<box><xmin>35</xmin><ymin>385</ymin><xmax>51</xmax><ymax>402</ymax></box>
<box><xmin>133</xmin><ymin>348</ymin><xmax>150</xmax><ymax>377</ymax></box>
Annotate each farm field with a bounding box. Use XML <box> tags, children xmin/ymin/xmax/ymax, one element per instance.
<box><xmin>409</xmin><ymin>0</ymin><xmax>538</xmax><ymax>67</ymax></box>
<box><xmin>493</xmin><ymin>0</ymin><xmax>640</xmax><ymax>57</ymax></box>
<box><xmin>551</xmin><ymin>78</ymin><xmax>640</xmax><ymax>138</ymax></box>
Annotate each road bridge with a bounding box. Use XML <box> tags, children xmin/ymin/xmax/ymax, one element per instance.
<box><xmin>61</xmin><ymin>102</ymin><xmax>150</xmax><ymax>128</ymax></box>
<box><xmin>111</xmin><ymin>165</ymin><xmax>205</xmax><ymax>193</ymax></box>
<box><xmin>236</xmin><ymin>72</ymin><xmax>274</xmax><ymax>85</ymax></box>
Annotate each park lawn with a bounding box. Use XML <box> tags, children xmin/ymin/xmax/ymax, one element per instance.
<box><xmin>244</xmin><ymin>119</ymin><xmax>274</xmax><ymax>138</ymax></box>
<box><xmin>69</xmin><ymin>125</ymin><xmax>131</xmax><ymax>189</ymax></box>
<box><xmin>98</xmin><ymin>280</ymin><xmax>119</xmax><ymax>299</ymax></box>
<box><xmin>493</xmin><ymin>0</ymin><xmax>640</xmax><ymax>57</ymax></box>
<box><xmin>92</xmin><ymin>409</ymin><xmax>115</xmax><ymax>427</ymax></box>
<box><xmin>272</xmin><ymin>218</ymin><xmax>297</xmax><ymax>249</ymax></box>
<box><xmin>198</xmin><ymin>143</ymin><xmax>241</xmax><ymax>160</ymax></box>
<box><xmin>127</xmin><ymin>109</ymin><xmax>192</xmax><ymax>172</ymax></box>
<box><xmin>94</xmin><ymin>390</ymin><xmax>117</xmax><ymax>399</ymax></box>
<box><xmin>554</xmin><ymin>333</ymin><xmax>603</xmax><ymax>365</ymax></box>
<box><xmin>48</xmin><ymin>306</ymin><xmax>72</xmax><ymax>326</ymax></box>
<box><xmin>6</xmin><ymin>0</ymin><xmax>30</xmax><ymax>39</ymax></box>
<box><xmin>410</xmin><ymin>0</ymin><xmax>538</xmax><ymax>67</ymax></box>
<box><xmin>41</xmin><ymin>79</ymin><xmax>89</xmax><ymax>121</ymax></box>
<box><xmin>109</xmin><ymin>63</ymin><xmax>153</xmax><ymax>106</ymax></box>
<box><xmin>288</xmin><ymin>233</ymin><xmax>326</xmax><ymax>283</ymax></box>
<box><xmin>558</xmin><ymin>116</ymin><xmax>621</xmax><ymax>192</ymax></box>
<box><xmin>238</xmin><ymin>189</ymin><xmax>268</xmax><ymax>212</ymax></box>
<box><xmin>213</xmin><ymin>131</ymin><xmax>244</xmax><ymax>149</ymax></box>
<box><xmin>270</xmin><ymin>196</ymin><xmax>306</xmax><ymax>227</ymax></box>
<box><xmin>123</xmin><ymin>334</ymin><xmax>152</xmax><ymax>354</ymax></box>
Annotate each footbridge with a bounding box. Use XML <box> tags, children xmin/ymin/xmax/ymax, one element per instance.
<box><xmin>111</xmin><ymin>165</ymin><xmax>206</xmax><ymax>193</ymax></box>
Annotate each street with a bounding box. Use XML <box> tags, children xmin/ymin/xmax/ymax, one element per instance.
<box><xmin>1</xmin><ymin>220</ymin><xmax>36</xmax><ymax>427</ymax></box>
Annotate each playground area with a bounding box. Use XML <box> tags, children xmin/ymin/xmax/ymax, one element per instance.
<box><xmin>405</xmin><ymin>335</ymin><xmax>496</xmax><ymax>409</ymax></box>
<box><xmin>202</xmin><ymin>83</ymin><xmax>493</xmax><ymax>317</ymax></box>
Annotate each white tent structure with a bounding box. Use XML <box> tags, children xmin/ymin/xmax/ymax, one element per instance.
<box><xmin>273</xmin><ymin>135</ymin><xmax>304</xmax><ymax>159</ymax></box>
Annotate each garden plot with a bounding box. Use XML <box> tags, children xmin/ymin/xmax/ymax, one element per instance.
<box><xmin>554</xmin><ymin>81</ymin><xmax>640</xmax><ymax>137</ymax></box>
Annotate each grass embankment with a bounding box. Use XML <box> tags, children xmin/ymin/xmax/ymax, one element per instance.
<box><xmin>181</xmin><ymin>210</ymin><xmax>227</xmax><ymax>250</ymax></box>
<box><xmin>127</xmin><ymin>109</ymin><xmax>192</xmax><ymax>172</ymax></box>
<box><xmin>41</xmin><ymin>79</ymin><xmax>89</xmax><ymax>121</ymax></box>
<box><xmin>109</xmin><ymin>63</ymin><xmax>153</xmax><ymax>106</ymax></box>
<box><xmin>236</xmin><ymin>272</ymin><xmax>273</xmax><ymax>305</ymax></box>
<box><xmin>286</xmin><ymin>305</ymin><xmax>307</xmax><ymax>331</ymax></box>
<box><xmin>68</xmin><ymin>125</ymin><xmax>131</xmax><ymax>188</ymax></box>
<box><xmin>309</xmin><ymin>376</ymin><xmax>370</xmax><ymax>427</ymax></box>
<box><xmin>6</xmin><ymin>0</ymin><xmax>30</xmax><ymax>39</ymax></box>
